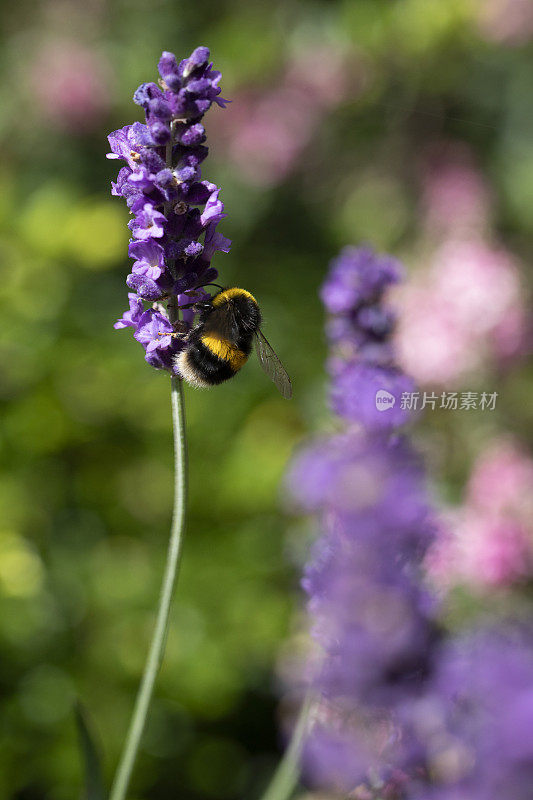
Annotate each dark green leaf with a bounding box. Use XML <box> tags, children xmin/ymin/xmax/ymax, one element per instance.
<box><xmin>75</xmin><ymin>702</ymin><xmax>106</xmax><ymax>800</ymax></box>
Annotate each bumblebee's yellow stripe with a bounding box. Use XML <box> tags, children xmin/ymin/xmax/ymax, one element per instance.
<box><xmin>211</xmin><ymin>287</ymin><xmax>258</xmax><ymax>307</ymax></box>
<box><xmin>200</xmin><ymin>335</ymin><xmax>248</xmax><ymax>371</ymax></box>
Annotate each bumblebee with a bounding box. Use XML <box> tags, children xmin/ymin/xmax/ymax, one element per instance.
<box><xmin>175</xmin><ymin>287</ymin><xmax>292</xmax><ymax>399</ymax></box>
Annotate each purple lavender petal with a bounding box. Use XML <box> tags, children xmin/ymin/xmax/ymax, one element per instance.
<box><xmin>128</xmin><ymin>239</ymin><xmax>166</xmax><ymax>279</ymax></box>
<box><xmin>181</xmin><ymin>181</ymin><xmax>211</xmax><ymax>205</ymax></box>
<box><xmin>200</xmin><ymin>185</ymin><xmax>225</xmax><ymax>226</ymax></box>
<box><xmin>114</xmin><ymin>293</ymin><xmax>144</xmax><ymax>329</ymax></box>
<box><xmin>203</xmin><ymin>224</ymin><xmax>231</xmax><ymax>260</ymax></box>
<box><xmin>128</xmin><ymin>203</ymin><xmax>166</xmax><ymax>240</ymax></box>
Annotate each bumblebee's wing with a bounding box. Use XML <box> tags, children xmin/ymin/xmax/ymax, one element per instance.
<box><xmin>254</xmin><ymin>329</ymin><xmax>292</xmax><ymax>399</ymax></box>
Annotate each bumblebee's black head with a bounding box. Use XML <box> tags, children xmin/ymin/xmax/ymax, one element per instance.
<box><xmin>210</xmin><ymin>287</ymin><xmax>262</xmax><ymax>333</ymax></box>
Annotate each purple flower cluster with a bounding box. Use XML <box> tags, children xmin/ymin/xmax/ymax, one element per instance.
<box><xmin>288</xmin><ymin>243</ymin><xmax>533</xmax><ymax>799</ymax></box>
<box><xmin>108</xmin><ymin>48</ymin><xmax>230</xmax><ymax>371</ymax></box>
<box><xmin>321</xmin><ymin>247</ymin><xmax>414</xmax><ymax>429</ymax></box>
<box><xmin>286</xmin><ymin>246</ymin><xmax>440</xmax><ymax>793</ymax></box>
<box><xmin>406</xmin><ymin>627</ymin><xmax>533</xmax><ymax>800</ymax></box>
<box><xmin>288</xmin><ymin>431</ymin><xmax>438</xmax><ymax>793</ymax></box>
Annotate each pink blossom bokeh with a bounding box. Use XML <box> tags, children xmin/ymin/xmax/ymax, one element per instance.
<box><xmin>394</xmin><ymin>147</ymin><xmax>527</xmax><ymax>387</ymax></box>
<box><xmin>427</xmin><ymin>438</ymin><xmax>533</xmax><ymax>591</ymax></box>
<box><xmin>420</xmin><ymin>146</ymin><xmax>492</xmax><ymax>240</ymax></box>
<box><xmin>212</xmin><ymin>45</ymin><xmax>361</xmax><ymax>187</ymax></box>
<box><xmin>29</xmin><ymin>40</ymin><xmax>112</xmax><ymax>132</ymax></box>
<box><xmin>477</xmin><ymin>0</ymin><xmax>533</xmax><ymax>46</ymax></box>
<box><xmin>395</xmin><ymin>239</ymin><xmax>526</xmax><ymax>386</ymax></box>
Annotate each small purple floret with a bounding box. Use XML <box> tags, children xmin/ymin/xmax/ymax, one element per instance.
<box><xmin>128</xmin><ymin>204</ymin><xmax>166</xmax><ymax>240</ymax></box>
<box><xmin>114</xmin><ymin>293</ymin><xmax>144</xmax><ymax>329</ymax></box>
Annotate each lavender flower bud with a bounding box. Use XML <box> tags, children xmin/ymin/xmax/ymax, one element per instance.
<box><xmin>182</xmin><ymin>46</ymin><xmax>210</xmax><ymax>78</ymax></box>
<box><xmin>158</xmin><ymin>51</ymin><xmax>181</xmax><ymax>92</ymax></box>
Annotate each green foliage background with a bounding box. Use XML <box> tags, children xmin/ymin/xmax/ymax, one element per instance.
<box><xmin>0</xmin><ymin>1</ymin><xmax>531</xmax><ymax>798</ymax></box>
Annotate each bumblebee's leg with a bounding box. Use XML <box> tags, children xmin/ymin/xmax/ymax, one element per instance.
<box><xmin>157</xmin><ymin>326</ymin><xmax>190</xmax><ymax>340</ymax></box>
<box><xmin>178</xmin><ymin>301</ymin><xmax>212</xmax><ymax>311</ymax></box>
<box><xmin>173</xmin><ymin>320</ymin><xmax>190</xmax><ymax>335</ymax></box>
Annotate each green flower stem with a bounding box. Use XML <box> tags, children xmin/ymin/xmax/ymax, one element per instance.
<box><xmin>259</xmin><ymin>693</ymin><xmax>313</xmax><ymax>800</ymax></box>
<box><xmin>109</xmin><ymin>375</ymin><xmax>188</xmax><ymax>800</ymax></box>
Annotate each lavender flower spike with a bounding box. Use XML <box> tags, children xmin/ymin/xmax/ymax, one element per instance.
<box><xmin>105</xmin><ymin>47</ymin><xmax>228</xmax><ymax>800</ymax></box>
<box><xmin>282</xmin><ymin>245</ymin><xmax>439</xmax><ymax>796</ymax></box>
<box><xmin>108</xmin><ymin>46</ymin><xmax>230</xmax><ymax>374</ymax></box>
<box><xmin>280</xmin><ymin>244</ymin><xmax>533</xmax><ymax>800</ymax></box>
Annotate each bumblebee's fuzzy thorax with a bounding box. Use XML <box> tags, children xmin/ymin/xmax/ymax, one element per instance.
<box><xmin>208</xmin><ymin>287</ymin><xmax>262</xmax><ymax>333</ymax></box>
<box><xmin>211</xmin><ymin>287</ymin><xmax>258</xmax><ymax>308</ymax></box>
